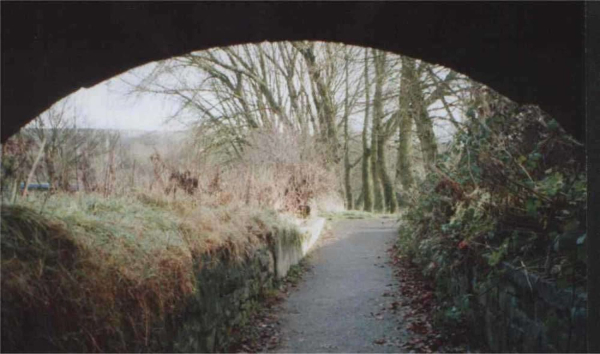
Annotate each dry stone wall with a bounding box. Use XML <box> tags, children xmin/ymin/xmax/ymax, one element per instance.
<box><xmin>458</xmin><ymin>262</ymin><xmax>587</xmax><ymax>352</ymax></box>
<box><xmin>172</xmin><ymin>217</ymin><xmax>326</xmax><ymax>352</ymax></box>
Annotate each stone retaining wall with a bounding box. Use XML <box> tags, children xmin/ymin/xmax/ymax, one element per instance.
<box><xmin>173</xmin><ymin>217</ymin><xmax>326</xmax><ymax>352</ymax></box>
<box><xmin>457</xmin><ymin>262</ymin><xmax>587</xmax><ymax>352</ymax></box>
<box><xmin>273</xmin><ymin>217</ymin><xmax>326</xmax><ymax>279</ymax></box>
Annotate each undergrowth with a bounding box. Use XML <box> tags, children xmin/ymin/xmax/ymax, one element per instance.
<box><xmin>395</xmin><ymin>89</ymin><xmax>586</xmax><ymax>337</ymax></box>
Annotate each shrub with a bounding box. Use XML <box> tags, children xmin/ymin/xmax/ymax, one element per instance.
<box><xmin>396</xmin><ymin>90</ymin><xmax>586</xmax><ymax>325</ymax></box>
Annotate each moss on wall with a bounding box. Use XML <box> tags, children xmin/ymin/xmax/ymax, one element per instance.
<box><xmin>172</xmin><ymin>247</ymin><xmax>276</xmax><ymax>352</ymax></box>
<box><xmin>457</xmin><ymin>263</ymin><xmax>587</xmax><ymax>353</ymax></box>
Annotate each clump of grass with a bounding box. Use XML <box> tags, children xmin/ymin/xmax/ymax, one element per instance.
<box><xmin>1</xmin><ymin>202</ymin><xmax>195</xmax><ymax>352</ymax></box>
<box><xmin>1</xmin><ymin>192</ymin><xmax>298</xmax><ymax>352</ymax></box>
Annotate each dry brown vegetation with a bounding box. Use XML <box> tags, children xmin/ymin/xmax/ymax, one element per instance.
<box><xmin>1</xmin><ymin>190</ymin><xmax>302</xmax><ymax>351</ymax></box>
<box><xmin>1</xmin><ymin>117</ymin><xmax>339</xmax><ymax>352</ymax></box>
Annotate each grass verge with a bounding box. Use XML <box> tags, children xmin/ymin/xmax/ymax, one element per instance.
<box><xmin>1</xmin><ymin>191</ymin><xmax>297</xmax><ymax>352</ymax></box>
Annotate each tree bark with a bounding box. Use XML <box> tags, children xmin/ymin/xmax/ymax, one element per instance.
<box><xmin>293</xmin><ymin>42</ymin><xmax>339</xmax><ymax>164</ymax></box>
<box><xmin>373</xmin><ymin>50</ymin><xmax>397</xmax><ymax>213</ymax></box>
<box><xmin>395</xmin><ymin>56</ymin><xmax>416</xmax><ymax>192</ymax></box>
<box><xmin>362</xmin><ymin>49</ymin><xmax>373</xmax><ymax>212</ymax></box>
<box><xmin>22</xmin><ymin>137</ymin><xmax>47</xmax><ymax>197</ymax></box>
<box><xmin>412</xmin><ymin>64</ymin><xmax>438</xmax><ymax>169</ymax></box>
<box><xmin>343</xmin><ymin>51</ymin><xmax>353</xmax><ymax>210</ymax></box>
<box><xmin>45</xmin><ymin>146</ymin><xmax>58</xmax><ymax>191</ymax></box>
<box><xmin>370</xmin><ymin>50</ymin><xmax>384</xmax><ymax>212</ymax></box>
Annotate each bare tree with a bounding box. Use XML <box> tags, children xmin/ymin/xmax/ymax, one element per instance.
<box><xmin>372</xmin><ymin>50</ymin><xmax>397</xmax><ymax>213</ymax></box>
<box><xmin>120</xmin><ymin>41</ymin><xmax>470</xmax><ymax>213</ymax></box>
<box><xmin>395</xmin><ymin>56</ymin><xmax>417</xmax><ymax>192</ymax></box>
<box><xmin>293</xmin><ymin>42</ymin><xmax>340</xmax><ymax>164</ymax></box>
<box><xmin>26</xmin><ymin>99</ymin><xmax>104</xmax><ymax>192</ymax></box>
<box><xmin>361</xmin><ymin>48</ymin><xmax>374</xmax><ymax>212</ymax></box>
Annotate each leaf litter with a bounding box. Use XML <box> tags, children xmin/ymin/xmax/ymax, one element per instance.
<box><xmin>386</xmin><ymin>244</ymin><xmax>474</xmax><ymax>353</ymax></box>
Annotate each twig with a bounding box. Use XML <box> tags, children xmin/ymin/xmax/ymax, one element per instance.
<box><xmin>22</xmin><ymin>137</ymin><xmax>47</xmax><ymax>197</ymax></box>
<box><xmin>39</xmin><ymin>190</ymin><xmax>53</xmax><ymax>215</ymax></box>
<box><xmin>520</xmin><ymin>260</ymin><xmax>534</xmax><ymax>294</ymax></box>
<box><xmin>501</xmin><ymin>146</ymin><xmax>535</xmax><ymax>185</ymax></box>
<box><xmin>466</xmin><ymin>147</ymin><xmax>477</xmax><ymax>186</ymax></box>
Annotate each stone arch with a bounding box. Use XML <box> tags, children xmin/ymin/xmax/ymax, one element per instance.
<box><xmin>1</xmin><ymin>2</ymin><xmax>583</xmax><ymax>143</ymax></box>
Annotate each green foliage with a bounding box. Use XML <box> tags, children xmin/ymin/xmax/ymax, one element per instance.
<box><xmin>283</xmin><ymin>259</ymin><xmax>310</xmax><ymax>287</ymax></box>
<box><xmin>436</xmin><ymin>293</ymin><xmax>471</xmax><ymax>326</ymax></box>
<box><xmin>395</xmin><ymin>89</ymin><xmax>586</xmax><ymax>326</ymax></box>
<box><xmin>487</xmin><ymin>238</ymin><xmax>509</xmax><ymax>267</ymax></box>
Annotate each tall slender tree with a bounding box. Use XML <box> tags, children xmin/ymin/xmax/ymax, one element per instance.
<box><xmin>343</xmin><ymin>50</ymin><xmax>353</xmax><ymax>209</ymax></box>
<box><xmin>395</xmin><ymin>56</ymin><xmax>416</xmax><ymax>192</ymax></box>
<box><xmin>370</xmin><ymin>49</ymin><xmax>384</xmax><ymax>212</ymax></box>
<box><xmin>293</xmin><ymin>42</ymin><xmax>340</xmax><ymax>164</ymax></box>
<box><xmin>412</xmin><ymin>62</ymin><xmax>438</xmax><ymax>169</ymax></box>
<box><xmin>361</xmin><ymin>48</ymin><xmax>373</xmax><ymax>212</ymax></box>
<box><xmin>373</xmin><ymin>50</ymin><xmax>397</xmax><ymax>213</ymax></box>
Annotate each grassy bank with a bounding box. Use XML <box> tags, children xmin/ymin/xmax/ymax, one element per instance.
<box><xmin>1</xmin><ymin>192</ymin><xmax>299</xmax><ymax>352</ymax></box>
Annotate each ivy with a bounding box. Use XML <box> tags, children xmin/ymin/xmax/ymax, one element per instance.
<box><xmin>396</xmin><ymin>90</ymin><xmax>586</xmax><ymax>328</ymax></box>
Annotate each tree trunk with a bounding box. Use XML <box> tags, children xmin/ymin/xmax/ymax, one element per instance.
<box><xmin>362</xmin><ymin>49</ymin><xmax>373</xmax><ymax>212</ymax></box>
<box><xmin>370</xmin><ymin>50</ymin><xmax>384</xmax><ymax>212</ymax></box>
<box><xmin>395</xmin><ymin>56</ymin><xmax>416</xmax><ymax>192</ymax></box>
<box><xmin>371</xmin><ymin>110</ymin><xmax>383</xmax><ymax>210</ymax></box>
<box><xmin>412</xmin><ymin>67</ymin><xmax>438</xmax><ymax>168</ymax></box>
<box><xmin>22</xmin><ymin>138</ymin><xmax>47</xmax><ymax>197</ymax></box>
<box><xmin>45</xmin><ymin>147</ymin><xmax>57</xmax><ymax>191</ymax></box>
<box><xmin>80</xmin><ymin>147</ymin><xmax>95</xmax><ymax>192</ymax></box>
<box><xmin>378</xmin><ymin>137</ymin><xmax>397</xmax><ymax>213</ymax></box>
<box><xmin>343</xmin><ymin>51</ymin><xmax>353</xmax><ymax>210</ymax></box>
<box><xmin>11</xmin><ymin>175</ymin><xmax>22</xmax><ymax>203</ymax></box>
<box><xmin>373</xmin><ymin>50</ymin><xmax>397</xmax><ymax>213</ymax></box>
<box><xmin>294</xmin><ymin>42</ymin><xmax>339</xmax><ymax>164</ymax></box>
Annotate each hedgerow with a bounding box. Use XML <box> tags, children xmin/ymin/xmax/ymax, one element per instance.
<box><xmin>397</xmin><ymin>88</ymin><xmax>586</xmax><ymax>327</ymax></box>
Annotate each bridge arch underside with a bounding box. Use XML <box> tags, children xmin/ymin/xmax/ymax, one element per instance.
<box><xmin>1</xmin><ymin>2</ymin><xmax>583</xmax><ymax>143</ymax></box>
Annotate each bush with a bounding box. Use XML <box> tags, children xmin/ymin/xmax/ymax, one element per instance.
<box><xmin>396</xmin><ymin>90</ymin><xmax>586</xmax><ymax>325</ymax></box>
<box><xmin>197</xmin><ymin>127</ymin><xmax>339</xmax><ymax>217</ymax></box>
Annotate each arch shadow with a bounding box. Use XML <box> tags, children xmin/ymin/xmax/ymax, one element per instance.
<box><xmin>1</xmin><ymin>2</ymin><xmax>583</xmax><ymax>143</ymax></box>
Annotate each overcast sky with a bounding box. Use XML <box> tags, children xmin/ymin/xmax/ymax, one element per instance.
<box><xmin>67</xmin><ymin>65</ymin><xmax>186</xmax><ymax>132</ymax></box>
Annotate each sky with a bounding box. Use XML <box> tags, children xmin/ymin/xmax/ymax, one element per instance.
<box><xmin>66</xmin><ymin>65</ymin><xmax>186</xmax><ymax>132</ymax></box>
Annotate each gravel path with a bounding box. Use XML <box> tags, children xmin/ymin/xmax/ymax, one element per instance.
<box><xmin>273</xmin><ymin>218</ymin><xmax>408</xmax><ymax>353</ymax></box>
